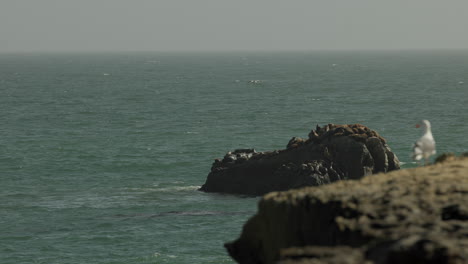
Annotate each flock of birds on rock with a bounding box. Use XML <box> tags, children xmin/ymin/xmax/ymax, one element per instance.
<box><xmin>412</xmin><ymin>119</ymin><xmax>436</xmax><ymax>165</ymax></box>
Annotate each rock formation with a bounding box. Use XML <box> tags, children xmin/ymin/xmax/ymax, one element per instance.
<box><xmin>225</xmin><ymin>156</ymin><xmax>468</xmax><ymax>264</ymax></box>
<box><xmin>200</xmin><ymin>124</ymin><xmax>400</xmax><ymax>196</ymax></box>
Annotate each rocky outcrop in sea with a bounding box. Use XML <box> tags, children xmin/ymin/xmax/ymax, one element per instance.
<box><xmin>225</xmin><ymin>156</ymin><xmax>468</xmax><ymax>264</ymax></box>
<box><xmin>200</xmin><ymin>124</ymin><xmax>400</xmax><ymax>196</ymax></box>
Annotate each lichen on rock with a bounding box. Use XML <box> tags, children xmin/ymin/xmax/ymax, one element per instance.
<box><xmin>225</xmin><ymin>157</ymin><xmax>468</xmax><ymax>264</ymax></box>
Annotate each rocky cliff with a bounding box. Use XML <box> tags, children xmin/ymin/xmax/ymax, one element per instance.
<box><xmin>200</xmin><ymin>124</ymin><xmax>400</xmax><ymax>196</ymax></box>
<box><xmin>225</xmin><ymin>156</ymin><xmax>468</xmax><ymax>264</ymax></box>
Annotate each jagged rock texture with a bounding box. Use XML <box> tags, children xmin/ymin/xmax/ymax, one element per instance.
<box><xmin>200</xmin><ymin>124</ymin><xmax>400</xmax><ymax>195</ymax></box>
<box><xmin>225</xmin><ymin>157</ymin><xmax>468</xmax><ymax>264</ymax></box>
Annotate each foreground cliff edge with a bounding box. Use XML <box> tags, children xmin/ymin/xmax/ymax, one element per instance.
<box><xmin>200</xmin><ymin>124</ymin><xmax>400</xmax><ymax>196</ymax></box>
<box><xmin>225</xmin><ymin>156</ymin><xmax>468</xmax><ymax>264</ymax></box>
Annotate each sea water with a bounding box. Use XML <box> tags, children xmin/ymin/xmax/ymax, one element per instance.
<box><xmin>1</xmin><ymin>51</ymin><xmax>467</xmax><ymax>263</ymax></box>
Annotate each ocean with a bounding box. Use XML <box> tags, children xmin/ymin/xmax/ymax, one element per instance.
<box><xmin>1</xmin><ymin>51</ymin><xmax>467</xmax><ymax>263</ymax></box>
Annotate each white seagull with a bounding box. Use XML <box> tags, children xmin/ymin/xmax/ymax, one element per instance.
<box><xmin>412</xmin><ymin>120</ymin><xmax>436</xmax><ymax>165</ymax></box>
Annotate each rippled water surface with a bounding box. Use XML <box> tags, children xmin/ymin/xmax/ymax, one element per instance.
<box><xmin>1</xmin><ymin>51</ymin><xmax>467</xmax><ymax>263</ymax></box>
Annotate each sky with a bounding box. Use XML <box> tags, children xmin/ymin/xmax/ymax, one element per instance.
<box><xmin>1</xmin><ymin>0</ymin><xmax>468</xmax><ymax>52</ymax></box>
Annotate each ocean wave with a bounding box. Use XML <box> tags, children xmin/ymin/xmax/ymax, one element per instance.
<box><xmin>113</xmin><ymin>210</ymin><xmax>252</xmax><ymax>218</ymax></box>
<box><xmin>125</xmin><ymin>185</ymin><xmax>201</xmax><ymax>193</ymax></box>
<box><xmin>153</xmin><ymin>185</ymin><xmax>201</xmax><ymax>192</ymax></box>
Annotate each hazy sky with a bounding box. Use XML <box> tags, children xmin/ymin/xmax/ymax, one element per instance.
<box><xmin>1</xmin><ymin>0</ymin><xmax>468</xmax><ymax>52</ymax></box>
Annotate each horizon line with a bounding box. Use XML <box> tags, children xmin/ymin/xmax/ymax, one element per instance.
<box><xmin>1</xmin><ymin>48</ymin><xmax>468</xmax><ymax>55</ymax></box>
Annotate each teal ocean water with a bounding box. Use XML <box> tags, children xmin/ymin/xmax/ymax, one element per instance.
<box><xmin>1</xmin><ymin>51</ymin><xmax>467</xmax><ymax>263</ymax></box>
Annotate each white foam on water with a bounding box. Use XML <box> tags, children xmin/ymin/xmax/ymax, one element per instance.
<box><xmin>399</xmin><ymin>161</ymin><xmax>418</xmax><ymax>165</ymax></box>
<box><xmin>154</xmin><ymin>185</ymin><xmax>201</xmax><ymax>193</ymax></box>
<box><xmin>124</xmin><ymin>185</ymin><xmax>201</xmax><ymax>193</ymax></box>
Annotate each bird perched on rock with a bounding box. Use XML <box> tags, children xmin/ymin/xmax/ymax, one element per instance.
<box><xmin>412</xmin><ymin>120</ymin><xmax>436</xmax><ymax>165</ymax></box>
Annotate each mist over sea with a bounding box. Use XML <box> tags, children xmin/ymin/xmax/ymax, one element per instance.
<box><xmin>1</xmin><ymin>51</ymin><xmax>467</xmax><ymax>263</ymax></box>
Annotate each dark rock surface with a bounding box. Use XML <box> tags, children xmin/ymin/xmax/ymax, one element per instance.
<box><xmin>225</xmin><ymin>157</ymin><xmax>468</xmax><ymax>264</ymax></box>
<box><xmin>200</xmin><ymin>124</ymin><xmax>400</xmax><ymax>196</ymax></box>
